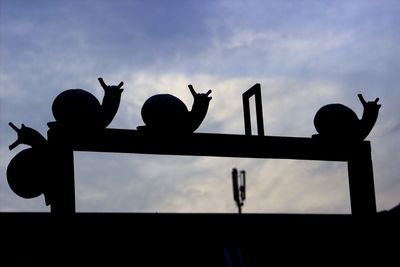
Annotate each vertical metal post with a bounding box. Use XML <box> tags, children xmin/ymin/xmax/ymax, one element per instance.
<box><xmin>347</xmin><ymin>142</ymin><xmax>376</xmax><ymax>215</ymax></box>
<box><xmin>243</xmin><ymin>100</ymin><xmax>251</xmax><ymax>136</ymax></box>
<box><xmin>254</xmin><ymin>88</ymin><xmax>264</xmax><ymax>136</ymax></box>
<box><xmin>47</xmin><ymin>129</ymin><xmax>76</xmax><ymax>214</ymax></box>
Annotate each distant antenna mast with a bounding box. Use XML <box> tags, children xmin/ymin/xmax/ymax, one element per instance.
<box><xmin>232</xmin><ymin>168</ymin><xmax>246</xmax><ymax>214</ymax></box>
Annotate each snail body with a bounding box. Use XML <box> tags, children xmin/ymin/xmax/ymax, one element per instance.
<box><xmin>51</xmin><ymin>78</ymin><xmax>124</xmax><ymax>130</ymax></box>
<box><xmin>140</xmin><ymin>85</ymin><xmax>212</xmax><ymax>133</ymax></box>
<box><xmin>6</xmin><ymin>78</ymin><xmax>124</xmax><ymax>206</ymax></box>
<box><xmin>7</xmin><ymin>123</ymin><xmax>51</xmax><ymax>202</ymax></box>
<box><xmin>314</xmin><ymin>94</ymin><xmax>381</xmax><ymax>140</ymax></box>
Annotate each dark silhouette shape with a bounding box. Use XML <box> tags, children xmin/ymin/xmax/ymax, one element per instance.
<box><xmin>388</xmin><ymin>203</ymin><xmax>400</xmax><ymax>214</ymax></box>
<box><xmin>6</xmin><ymin>82</ymin><xmax>379</xmax><ymax>215</ymax></box>
<box><xmin>379</xmin><ymin>202</ymin><xmax>400</xmax><ymax>215</ymax></box>
<box><xmin>242</xmin><ymin>83</ymin><xmax>264</xmax><ymax>136</ymax></box>
<box><xmin>7</xmin><ymin>148</ymin><xmax>48</xmax><ymax>199</ymax></box>
<box><xmin>7</xmin><ymin>123</ymin><xmax>51</xmax><ymax>203</ymax></box>
<box><xmin>8</xmin><ymin>122</ymin><xmax>47</xmax><ymax>150</ymax></box>
<box><xmin>138</xmin><ymin>84</ymin><xmax>212</xmax><ymax>134</ymax></box>
<box><xmin>314</xmin><ymin>94</ymin><xmax>381</xmax><ymax>140</ymax></box>
<box><xmin>224</xmin><ymin>248</ymin><xmax>246</xmax><ymax>267</ymax></box>
<box><xmin>49</xmin><ymin>78</ymin><xmax>124</xmax><ymax>130</ymax></box>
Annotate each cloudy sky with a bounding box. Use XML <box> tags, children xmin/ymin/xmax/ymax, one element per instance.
<box><xmin>1</xmin><ymin>0</ymin><xmax>399</xmax><ymax>213</ymax></box>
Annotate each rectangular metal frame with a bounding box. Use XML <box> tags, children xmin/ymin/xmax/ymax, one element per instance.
<box><xmin>243</xmin><ymin>83</ymin><xmax>264</xmax><ymax>136</ymax></box>
<box><xmin>47</xmin><ymin>128</ymin><xmax>377</xmax><ymax>215</ymax></box>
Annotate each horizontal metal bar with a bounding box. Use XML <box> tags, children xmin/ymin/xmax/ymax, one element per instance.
<box><xmin>48</xmin><ymin>128</ymin><xmax>371</xmax><ymax>161</ymax></box>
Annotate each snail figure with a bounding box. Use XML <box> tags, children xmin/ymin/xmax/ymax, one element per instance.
<box><xmin>139</xmin><ymin>84</ymin><xmax>212</xmax><ymax>134</ymax></box>
<box><xmin>49</xmin><ymin>77</ymin><xmax>124</xmax><ymax>131</ymax></box>
<box><xmin>7</xmin><ymin>78</ymin><xmax>125</xmax><ymax>205</ymax></box>
<box><xmin>313</xmin><ymin>94</ymin><xmax>381</xmax><ymax>141</ymax></box>
<box><xmin>7</xmin><ymin>122</ymin><xmax>52</xmax><ymax>204</ymax></box>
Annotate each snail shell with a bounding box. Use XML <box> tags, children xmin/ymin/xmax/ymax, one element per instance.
<box><xmin>7</xmin><ymin>148</ymin><xmax>50</xmax><ymax>199</ymax></box>
<box><xmin>141</xmin><ymin>94</ymin><xmax>190</xmax><ymax>132</ymax></box>
<box><xmin>52</xmin><ymin>89</ymin><xmax>103</xmax><ymax>130</ymax></box>
<box><xmin>50</xmin><ymin>78</ymin><xmax>124</xmax><ymax>130</ymax></box>
<box><xmin>314</xmin><ymin>104</ymin><xmax>360</xmax><ymax>139</ymax></box>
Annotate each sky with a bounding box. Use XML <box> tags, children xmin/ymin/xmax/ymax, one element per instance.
<box><xmin>1</xmin><ymin>0</ymin><xmax>399</xmax><ymax>213</ymax></box>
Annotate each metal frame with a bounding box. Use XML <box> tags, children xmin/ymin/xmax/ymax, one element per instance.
<box><xmin>45</xmin><ymin>83</ymin><xmax>377</xmax><ymax>215</ymax></box>
<box><xmin>47</xmin><ymin>128</ymin><xmax>376</xmax><ymax>215</ymax></box>
<box><xmin>243</xmin><ymin>83</ymin><xmax>264</xmax><ymax>136</ymax></box>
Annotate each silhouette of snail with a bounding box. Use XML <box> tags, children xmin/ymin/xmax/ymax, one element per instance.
<box><xmin>50</xmin><ymin>77</ymin><xmax>124</xmax><ymax>130</ymax></box>
<box><xmin>7</xmin><ymin>122</ymin><xmax>52</xmax><ymax>204</ymax></box>
<box><xmin>139</xmin><ymin>84</ymin><xmax>212</xmax><ymax>133</ymax></box>
<box><xmin>313</xmin><ymin>94</ymin><xmax>381</xmax><ymax>140</ymax></box>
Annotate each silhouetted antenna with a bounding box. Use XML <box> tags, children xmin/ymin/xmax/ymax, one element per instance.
<box><xmin>242</xmin><ymin>83</ymin><xmax>264</xmax><ymax>136</ymax></box>
<box><xmin>232</xmin><ymin>168</ymin><xmax>246</xmax><ymax>214</ymax></box>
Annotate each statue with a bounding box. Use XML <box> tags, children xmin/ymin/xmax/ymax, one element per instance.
<box><xmin>138</xmin><ymin>84</ymin><xmax>212</xmax><ymax>134</ymax></box>
<box><xmin>49</xmin><ymin>78</ymin><xmax>124</xmax><ymax>130</ymax></box>
<box><xmin>7</xmin><ymin>122</ymin><xmax>51</xmax><ymax>203</ymax></box>
<box><xmin>313</xmin><ymin>94</ymin><xmax>381</xmax><ymax>141</ymax></box>
<box><xmin>7</xmin><ymin>78</ymin><xmax>124</xmax><ymax>205</ymax></box>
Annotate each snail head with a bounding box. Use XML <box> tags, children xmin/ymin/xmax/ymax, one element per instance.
<box><xmin>188</xmin><ymin>84</ymin><xmax>212</xmax><ymax>103</ymax></box>
<box><xmin>358</xmin><ymin>94</ymin><xmax>381</xmax><ymax>113</ymax></box>
<box><xmin>98</xmin><ymin>77</ymin><xmax>124</xmax><ymax>94</ymax></box>
<box><xmin>9</xmin><ymin>122</ymin><xmax>47</xmax><ymax>150</ymax></box>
